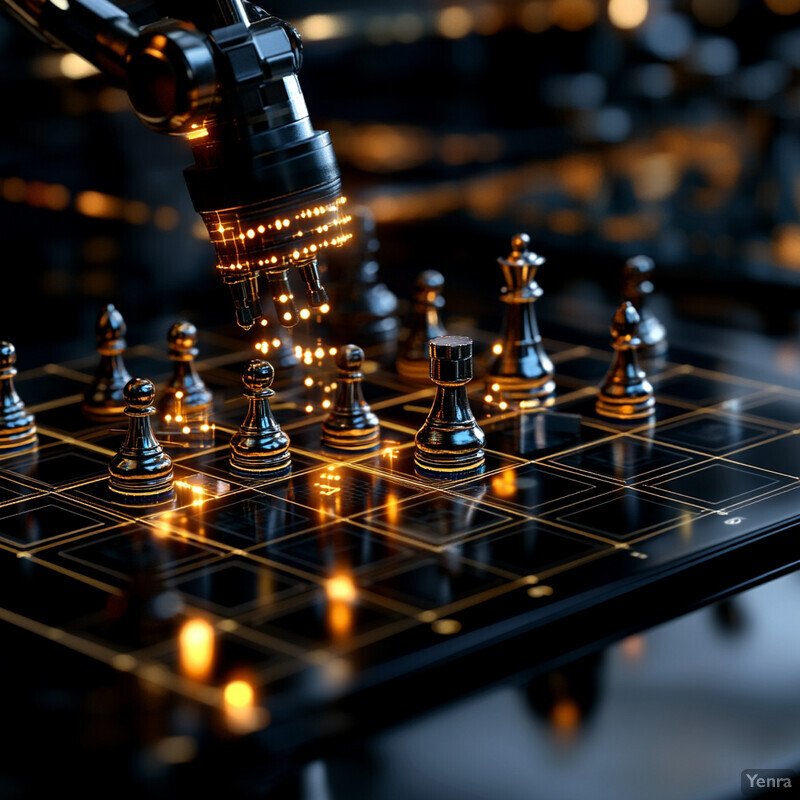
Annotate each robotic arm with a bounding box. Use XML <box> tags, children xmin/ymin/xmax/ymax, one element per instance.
<box><xmin>0</xmin><ymin>0</ymin><xmax>351</xmax><ymax>329</ymax></box>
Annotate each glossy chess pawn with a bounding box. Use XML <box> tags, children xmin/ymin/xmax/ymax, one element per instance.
<box><xmin>396</xmin><ymin>270</ymin><xmax>447</xmax><ymax>383</ymax></box>
<box><xmin>485</xmin><ymin>233</ymin><xmax>555</xmax><ymax>408</ymax></box>
<box><xmin>229</xmin><ymin>360</ymin><xmax>291</xmax><ymax>476</ymax></box>
<box><xmin>622</xmin><ymin>255</ymin><xmax>667</xmax><ymax>357</ymax></box>
<box><xmin>321</xmin><ymin>345</ymin><xmax>381</xmax><ymax>452</ymax></box>
<box><xmin>158</xmin><ymin>321</ymin><xmax>213</xmax><ymax>420</ymax></box>
<box><xmin>108</xmin><ymin>378</ymin><xmax>174</xmax><ymax>504</ymax></box>
<box><xmin>326</xmin><ymin>206</ymin><xmax>400</xmax><ymax>346</ymax></box>
<box><xmin>596</xmin><ymin>301</ymin><xmax>655</xmax><ymax>421</ymax></box>
<box><xmin>415</xmin><ymin>336</ymin><xmax>485</xmax><ymax>477</ymax></box>
<box><xmin>83</xmin><ymin>303</ymin><xmax>132</xmax><ymax>419</ymax></box>
<box><xmin>0</xmin><ymin>342</ymin><xmax>37</xmax><ymax>452</ymax></box>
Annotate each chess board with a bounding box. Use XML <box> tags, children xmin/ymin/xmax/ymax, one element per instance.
<box><xmin>4</xmin><ymin>319</ymin><xmax>800</xmax><ymax>787</ymax></box>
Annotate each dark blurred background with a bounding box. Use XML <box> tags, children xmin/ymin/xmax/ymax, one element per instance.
<box><xmin>3</xmin><ymin>4</ymin><xmax>800</xmax><ymax>799</ymax></box>
<box><xmin>2</xmin><ymin>0</ymin><xmax>800</xmax><ymax>362</ymax></box>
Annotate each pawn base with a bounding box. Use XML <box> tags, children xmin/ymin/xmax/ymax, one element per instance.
<box><xmin>414</xmin><ymin>446</ymin><xmax>485</xmax><ymax>479</ymax></box>
<box><xmin>595</xmin><ymin>392</ymin><xmax>656</xmax><ymax>420</ymax></box>
<box><xmin>0</xmin><ymin>421</ymin><xmax>37</xmax><ymax>453</ymax></box>
<box><xmin>107</xmin><ymin>478</ymin><xmax>175</xmax><ymax>507</ymax></box>
<box><xmin>229</xmin><ymin>449</ymin><xmax>292</xmax><ymax>478</ymax></box>
<box><xmin>321</xmin><ymin>424</ymin><xmax>381</xmax><ymax>452</ymax></box>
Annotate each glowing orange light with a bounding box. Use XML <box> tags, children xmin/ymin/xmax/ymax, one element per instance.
<box><xmin>224</xmin><ymin>680</ymin><xmax>254</xmax><ymax>709</ymax></box>
<box><xmin>608</xmin><ymin>0</ymin><xmax>649</xmax><ymax>28</ymax></box>
<box><xmin>305</xmin><ymin>404</ymin><xmax>314</xmax><ymax>413</ymax></box>
<box><xmin>299</xmin><ymin>309</ymin><xmax>311</xmax><ymax>320</ymax></box>
<box><xmin>322</xmin><ymin>399</ymin><xmax>331</xmax><ymax>409</ymax></box>
<box><xmin>326</xmin><ymin>574</ymin><xmax>357</xmax><ymax>602</ymax></box>
<box><xmin>283</xmin><ymin>312</ymin><xmax>293</xmax><ymax>322</ymax></box>
<box><xmin>320</xmin><ymin>304</ymin><xmax>331</xmax><ymax>314</ymax></box>
<box><xmin>491</xmin><ymin>383</ymin><xmax>500</xmax><ymax>392</ymax></box>
<box><xmin>178</xmin><ymin>618</ymin><xmax>215</xmax><ymax>680</ymax></box>
<box><xmin>186</xmin><ymin>127</ymin><xmax>209</xmax><ymax>141</ymax></box>
<box><xmin>492</xmin><ymin>343</ymin><xmax>503</xmax><ymax>355</ymax></box>
<box><xmin>314</xmin><ymin>347</ymin><xmax>325</xmax><ymax>359</ymax></box>
<box><xmin>484</xmin><ymin>394</ymin><xmax>493</xmax><ymax>403</ymax></box>
<box><xmin>329</xmin><ymin>347</ymin><xmax>338</xmax><ymax>356</ymax></box>
<box><xmin>182</xmin><ymin>426</ymin><xmax>191</xmax><ymax>434</ymax></box>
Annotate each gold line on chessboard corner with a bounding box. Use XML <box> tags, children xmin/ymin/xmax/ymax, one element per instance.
<box><xmin>24</xmin><ymin>551</ymin><xmax>124</xmax><ymax>594</ymax></box>
<box><xmin>249</xmin><ymin>468</ymin><xmax>430</xmax><ymax>519</ymax></box>
<box><xmin>639</xmin><ymin>451</ymin><xmax>792</xmax><ymax>492</ymax></box>
<box><xmin>621</xmin><ymin>503</ymin><xmax>760</xmax><ymax>550</ymax></box>
<box><xmin>17</xmin><ymin>516</ymin><xmax>138</xmax><ymax>557</ymax></box>
<box><xmin>531</xmin><ymin>514</ymin><xmax>635</xmax><ymax>548</ymax></box>
<box><xmin>717</xmin><ymin>452</ymin><xmax>800</xmax><ymax>482</ymax></box>
<box><xmin>347</xmin><ymin>505</ymin><xmax>527</xmax><ymax>555</ymax></box>
<box><xmin>34</xmin><ymin>425</ymin><xmax>117</xmax><ymax>456</ymax></box>
<box><xmin>718</xmin><ymin>429</ymin><xmax>800</xmax><ymax>466</ymax></box>
<box><xmin>646</xmin><ymin>404</ymin><xmax>784</xmax><ymax>443</ymax></box>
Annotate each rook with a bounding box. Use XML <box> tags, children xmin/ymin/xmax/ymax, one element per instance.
<box><xmin>415</xmin><ymin>336</ymin><xmax>485</xmax><ymax>477</ymax></box>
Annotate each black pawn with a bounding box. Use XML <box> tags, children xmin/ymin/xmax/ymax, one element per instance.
<box><xmin>0</xmin><ymin>342</ymin><xmax>37</xmax><ymax>452</ymax></box>
<box><xmin>83</xmin><ymin>304</ymin><xmax>132</xmax><ymax>419</ymax></box>
<box><xmin>485</xmin><ymin>233</ymin><xmax>555</xmax><ymax>407</ymax></box>
<box><xmin>108</xmin><ymin>378</ymin><xmax>174</xmax><ymax>504</ymax></box>
<box><xmin>415</xmin><ymin>336</ymin><xmax>485</xmax><ymax>477</ymax></box>
<box><xmin>229</xmin><ymin>360</ymin><xmax>291</xmax><ymax>476</ymax></box>
<box><xmin>326</xmin><ymin>206</ymin><xmax>400</xmax><ymax>346</ymax></box>
<box><xmin>321</xmin><ymin>345</ymin><xmax>381</xmax><ymax>452</ymax></box>
<box><xmin>396</xmin><ymin>270</ymin><xmax>447</xmax><ymax>383</ymax></box>
<box><xmin>158</xmin><ymin>321</ymin><xmax>213</xmax><ymax>419</ymax></box>
<box><xmin>596</xmin><ymin>301</ymin><xmax>655</xmax><ymax>421</ymax></box>
<box><xmin>622</xmin><ymin>255</ymin><xmax>667</xmax><ymax>357</ymax></box>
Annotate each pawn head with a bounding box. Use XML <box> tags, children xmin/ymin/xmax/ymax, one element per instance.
<box><xmin>168</xmin><ymin>320</ymin><xmax>198</xmax><ymax>351</ymax></box>
<box><xmin>0</xmin><ymin>341</ymin><xmax>16</xmax><ymax>368</ymax></box>
<box><xmin>336</xmin><ymin>344</ymin><xmax>364</xmax><ymax>372</ymax></box>
<box><xmin>416</xmin><ymin>270</ymin><xmax>444</xmax><ymax>292</ymax></box>
<box><xmin>242</xmin><ymin>359</ymin><xmax>275</xmax><ymax>393</ymax></box>
<box><xmin>96</xmin><ymin>304</ymin><xmax>126</xmax><ymax>343</ymax></box>
<box><xmin>510</xmin><ymin>232</ymin><xmax>530</xmax><ymax>255</ymax></box>
<box><xmin>124</xmin><ymin>377</ymin><xmax>156</xmax><ymax>409</ymax></box>
<box><xmin>611</xmin><ymin>301</ymin><xmax>641</xmax><ymax>340</ymax></box>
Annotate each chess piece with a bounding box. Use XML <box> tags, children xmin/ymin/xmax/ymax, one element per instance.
<box><xmin>108</xmin><ymin>378</ymin><xmax>174</xmax><ymax>504</ymax></box>
<box><xmin>83</xmin><ymin>304</ymin><xmax>132</xmax><ymax>419</ymax></box>
<box><xmin>485</xmin><ymin>234</ymin><xmax>555</xmax><ymax>408</ymax></box>
<box><xmin>321</xmin><ymin>345</ymin><xmax>381</xmax><ymax>451</ymax></box>
<box><xmin>0</xmin><ymin>342</ymin><xmax>37</xmax><ymax>452</ymax></box>
<box><xmin>229</xmin><ymin>360</ymin><xmax>292</xmax><ymax>476</ymax></box>
<box><xmin>415</xmin><ymin>336</ymin><xmax>485</xmax><ymax>477</ymax></box>
<box><xmin>396</xmin><ymin>270</ymin><xmax>447</xmax><ymax>383</ymax></box>
<box><xmin>326</xmin><ymin>206</ymin><xmax>400</xmax><ymax>346</ymax></box>
<box><xmin>621</xmin><ymin>255</ymin><xmax>667</xmax><ymax>357</ymax></box>
<box><xmin>596</xmin><ymin>301</ymin><xmax>655</xmax><ymax>420</ymax></box>
<box><xmin>158</xmin><ymin>321</ymin><xmax>213</xmax><ymax>419</ymax></box>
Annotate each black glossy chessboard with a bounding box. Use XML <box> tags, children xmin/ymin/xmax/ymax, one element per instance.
<box><xmin>4</xmin><ymin>323</ymin><xmax>800</xmax><ymax>793</ymax></box>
